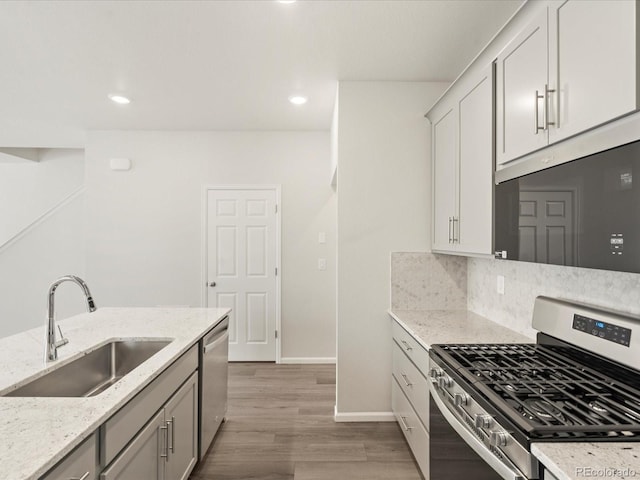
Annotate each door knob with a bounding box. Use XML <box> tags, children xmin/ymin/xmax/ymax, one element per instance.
<box><xmin>209</xmin><ymin>282</ymin><xmax>216</xmax><ymax>287</ymax></box>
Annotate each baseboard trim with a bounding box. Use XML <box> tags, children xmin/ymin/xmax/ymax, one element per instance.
<box><xmin>279</xmin><ymin>357</ymin><xmax>336</xmax><ymax>364</ymax></box>
<box><xmin>333</xmin><ymin>406</ymin><xmax>396</xmax><ymax>423</ymax></box>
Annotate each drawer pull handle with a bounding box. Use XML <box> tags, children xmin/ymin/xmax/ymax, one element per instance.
<box><xmin>399</xmin><ymin>415</ymin><xmax>413</xmax><ymax>432</ymax></box>
<box><xmin>401</xmin><ymin>373</ymin><xmax>413</xmax><ymax>387</ymax></box>
<box><xmin>400</xmin><ymin>340</ymin><xmax>412</xmax><ymax>352</ymax></box>
<box><xmin>69</xmin><ymin>473</ymin><xmax>90</xmax><ymax>480</ymax></box>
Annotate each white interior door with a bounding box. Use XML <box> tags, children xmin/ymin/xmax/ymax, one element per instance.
<box><xmin>206</xmin><ymin>187</ymin><xmax>279</xmax><ymax>361</ymax></box>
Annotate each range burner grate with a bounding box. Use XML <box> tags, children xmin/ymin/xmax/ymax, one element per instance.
<box><xmin>437</xmin><ymin>344</ymin><xmax>640</xmax><ymax>440</ymax></box>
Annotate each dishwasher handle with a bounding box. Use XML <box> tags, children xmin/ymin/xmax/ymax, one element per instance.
<box><xmin>203</xmin><ymin>318</ymin><xmax>229</xmax><ymax>354</ymax></box>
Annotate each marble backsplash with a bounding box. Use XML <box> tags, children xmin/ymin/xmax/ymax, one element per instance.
<box><xmin>391</xmin><ymin>252</ymin><xmax>467</xmax><ymax>310</ymax></box>
<box><xmin>391</xmin><ymin>252</ymin><xmax>640</xmax><ymax>338</ymax></box>
<box><xmin>467</xmin><ymin>257</ymin><xmax>640</xmax><ymax>338</ymax></box>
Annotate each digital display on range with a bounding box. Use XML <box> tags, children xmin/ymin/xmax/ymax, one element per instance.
<box><xmin>572</xmin><ymin>314</ymin><xmax>632</xmax><ymax>347</ymax></box>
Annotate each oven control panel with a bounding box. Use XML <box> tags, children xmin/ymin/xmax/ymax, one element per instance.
<box><xmin>572</xmin><ymin>314</ymin><xmax>632</xmax><ymax>347</ymax></box>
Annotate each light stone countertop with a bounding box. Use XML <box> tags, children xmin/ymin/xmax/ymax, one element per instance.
<box><xmin>532</xmin><ymin>443</ymin><xmax>640</xmax><ymax>480</ymax></box>
<box><xmin>0</xmin><ymin>307</ymin><xmax>230</xmax><ymax>480</ymax></box>
<box><xmin>388</xmin><ymin>308</ymin><xmax>534</xmax><ymax>349</ymax></box>
<box><xmin>388</xmin><ymin>309</ymin><xmax>640</xmax><ymax>480</ymax></box>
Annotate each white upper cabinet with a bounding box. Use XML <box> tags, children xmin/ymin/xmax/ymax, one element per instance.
<box><xmin>548</xmin><ymin>0</ymin><xmax>637</xmax><ymax>144</ymax></box>
<box><xmin>431</xmin><ymin>106</ymin><xmax>457</xmax><ymax>252</ymax></box>
<box><xmin>430</xmin><ymin>65</ymin><xmax>493</xmax><ymax>256</ymax></box>
<box><xmin>497</xmin><ymin>0</ymin><xmax>639</xmax><ymax>166</ymax></box>
<box><xmin>457</xmin><ymin>68</ymin><xmax>493</xmax><ymax>255</ymax></box>
<box><xmin>496</xmin><ymin>8</ymin><xmax>549</xmax><ymax>165</ymax></box>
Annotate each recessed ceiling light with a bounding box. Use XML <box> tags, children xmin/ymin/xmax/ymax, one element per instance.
<box><xmin>278</xmin><ymin>0</ymin><xmax>297</xmax><ymax>4</ymax></box>
<box><xmin>108</xmin><ymin>94</ymin><xmax>131</xmax><ymax>105</ymax></box>
<box><xmin>288</xmin><ymin>95</ymin><xmax>308</xmax><ymax>105</ymax></box>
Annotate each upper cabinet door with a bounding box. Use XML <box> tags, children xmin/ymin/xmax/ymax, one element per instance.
<box><xmin>457</xmin><ymin>66</ymin><xmax>493</xmax><ymax>255</ymax></box>
<box><xmin>496</xmin><ymin>8</ymin><xmax>549</xmax><ymax>166</ymax></box>
<box><xmin>431</xmin><ymin>106</ymin><xmax>457</xmax><ymax>252</ymax></box>
<box><xmin>548</xmin><ymin>0</ymin><xmax>638</xmax><ymax>144</ymax></box>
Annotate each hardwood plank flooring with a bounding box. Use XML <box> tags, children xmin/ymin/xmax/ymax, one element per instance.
<box><xmin>190</xmin><ymin>363</ymin><xmax>422</xmax><ymax>480</ymax></box>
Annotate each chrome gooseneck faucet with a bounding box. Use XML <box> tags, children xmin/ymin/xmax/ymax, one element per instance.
<box><xmin>47</xmin><ymin>275</ymin><xmax>97</xmax><ymax>361</ymax></box>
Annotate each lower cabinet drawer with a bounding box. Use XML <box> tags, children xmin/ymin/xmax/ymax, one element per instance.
<box><xmin>41</xmin><ymin>432</ymin><xmax>98</xmax><ymax>480</ymax></box>
<box><xmin>392</xmin><ymin>377</ymin><xmax>429</xmax><ymax>478</ymax></box>
<box><xmin>392</xmin><ymin>342</ymin><xmax>430</xmax><ymax>431</ymax></box>
<box><xmin>391</xmin><ymin>320</ymin><xmax>429</xmax><ymax>375</ymax></box>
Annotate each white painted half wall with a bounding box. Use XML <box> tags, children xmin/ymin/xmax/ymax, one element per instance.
<box><xmin>0</xmin><ymin>149</ymin><xmax>86</xmax><ymax>338</ymax></box>
<box><xmin>0</xmin><ymin>148</ymin><xmax>84</xmax><ymax>247</ymax></box>
<box><xmin>335</xmin><ymin>81</ymin><xmax>449</xmax><ymax>419</ymax></box>
<box><xmin>0</xmin><ymin>194</ymin><xmax>87</xmax><ymax>338</ymax></box>
<box><xmin>84</xmin><ymin>131</ymin><xmax>336</xmax><ymax>361</ymax></box>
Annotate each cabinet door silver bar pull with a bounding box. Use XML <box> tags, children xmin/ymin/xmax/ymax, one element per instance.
<box><xmin>448</xmin><ymin>217</ymin><xmax>453</xmax><ymax>243</ymax></box>
<box><xmin>452</xmin><ymin>217</ymin><xmax>459</xmax><ymax>243</ymax></box>
<box><xmin>170</xmin><ymin>416</ymin><xmax>175</xmax><ymax>453</ymax></box>
<box><xmin>544</xmin><ymin>84</ymin><xmax>556</xmax><ymax>129</ymax></box>
<box><xmin>160</xmin><ymin>424</ymin><xmax>169</xmax><ymax>459</ymax></box>
<box><xmin>399</xmin><ymin>415</ymin><xmax>413</xmax><ymax>431</ymax></box>
<box><xmin>534</xmin><ymin>89</ymin><xmax>545</xmax><ymax>134</ymax></box>
<box><xmin>400</xmin><ymin>340</ymin><xmax>413</xmax><ymax>352</ymax></box>
<box><xmin>401</xmin><ymin>373</ymin><xmax>413</xmax><ymax>387</ymax></box>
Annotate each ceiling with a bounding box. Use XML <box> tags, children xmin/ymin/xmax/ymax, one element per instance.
<box><xmin>0</xmin><ymin>0</ymin><xmax>523</xmax><ymax>147</ymax></box>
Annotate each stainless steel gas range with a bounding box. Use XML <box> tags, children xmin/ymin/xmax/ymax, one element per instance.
<box><xmin>428</xmin><ymin>296</ymin><xmax>640</xmax><ymax>480</ymax></box>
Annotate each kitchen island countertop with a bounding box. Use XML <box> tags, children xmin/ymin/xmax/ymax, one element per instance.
<box><xmin>389</xmin><ymin>308</ymin><xmax>640</xmax><ymax>480</ymax></box>
<box><xmin>0</xmin><ymin>307</ymin><xmax>230</xmax><ymax>480</ymax></box>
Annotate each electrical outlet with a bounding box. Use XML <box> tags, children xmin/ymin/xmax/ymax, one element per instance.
<box><xmin>318</xmin><ymin>258</ymin><xmax>326</xmax><ymax>270</ymax></box>
<box><xmin>497</xmin><ymin>275</ymin><xmax>505</xmax><ymax>295</ymax></box>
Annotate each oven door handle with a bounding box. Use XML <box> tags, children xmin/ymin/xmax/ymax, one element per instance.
<box><xmin>428</xmin><ymin>381</ymin><xmax>526</xmax><ymax>480</ymax></box>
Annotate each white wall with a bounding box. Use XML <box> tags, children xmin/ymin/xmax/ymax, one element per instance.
<box><xmin>0</xmin><ymin>149</ymin><xmax>86</xmax><ymax>338</ymax></box>
<box><xmin>335</xmin><ymin>81</ymin><xmax>448</xmax><ymax>419</ymax></box>
<box><xmin>84</xmin><ymin>131</ymin><xmax>336</xmax><ymax>360</ymax></box>
<box><xmin>330</xmin><ymin>89</ymin><xmax>339</xmax><ymax>185</ymax></box>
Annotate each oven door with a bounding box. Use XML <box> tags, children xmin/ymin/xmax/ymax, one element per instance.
<box><xmin>428</xmin><ymin>380</ymin><xmax>529</xmax><ymax>480</ymax></box>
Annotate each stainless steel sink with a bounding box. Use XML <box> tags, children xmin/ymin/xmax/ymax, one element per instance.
<box><xmin>5</xmin><ymin>340</ymin><xmax>171</xmax><ymax>398</ymax></box>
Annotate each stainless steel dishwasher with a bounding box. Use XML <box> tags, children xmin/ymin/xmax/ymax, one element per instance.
<box><xmin>199</xmin><ymin>316</ymin><xmax>229</xmax><ymax>460</ymax></box>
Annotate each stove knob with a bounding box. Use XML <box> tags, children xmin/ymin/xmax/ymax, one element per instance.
<box><xmin>429</xmin><ymin>368</ymin><xmax>443</xmax><ymax>380</ymax></box>
<box><xmin>489</xmin><ymin>430</ymin><xmax>509</xmax><ymax>448</ymax></box>
<box><xmin>474</xmin><ymin>414</ymin><xmax>493</xmax><ymax>429</ymax></box>
<box><xmin>454</xmin><ymin>392</ymin><xmax>469</xmax><ymax>407</ymax></box>
<box><xmin>437</xmin><ymin>375</ymin><xmax>452</xmax><ymax>389</ymax></box>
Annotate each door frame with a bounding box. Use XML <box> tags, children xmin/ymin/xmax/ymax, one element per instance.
<box><xmin>201</xmin><ymin>184</ymin><xmax>282</xmax><ymax>363</ymax></box>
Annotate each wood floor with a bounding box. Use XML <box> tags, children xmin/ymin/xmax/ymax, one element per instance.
<box><xmin>190</xmin><ymin>363</ymin><xmax>422</xmax><ymax>480</ymax></box>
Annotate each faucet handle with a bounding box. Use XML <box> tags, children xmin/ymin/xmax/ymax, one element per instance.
<box><xmin>56</xmin><ymin>325</ymin><xmax>69</xmax><ymax>348</ymax></box>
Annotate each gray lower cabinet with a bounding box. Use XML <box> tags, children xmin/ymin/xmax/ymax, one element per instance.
<box><xmin>100</xmin><ymin>372</ymin><xmax>198</xmax><ymax>480</ymax></box>
<box><xmin>164</xmin><ymin>372</ymin><xmax>198</xmax><ymax>480</ymax></box>
<box><xmin>100</xmin><ymin>410</ymin><xmax>165</xmax><ymax>480</ymax></box>
<box><xmin>41</xmin><ymin>432</ymin><xmax>99</xmax><ymax>480</ymax></box>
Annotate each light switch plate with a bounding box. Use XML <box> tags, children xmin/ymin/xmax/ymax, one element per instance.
<box><xmin>318</xmin><ymin>232</ymin><xmax>326</xmax><ymax>244</ymax></box>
